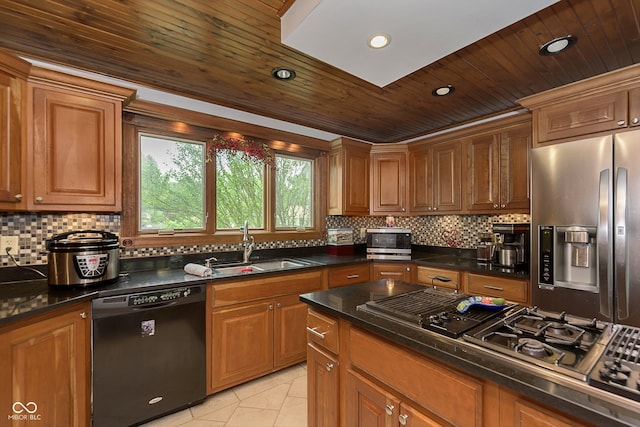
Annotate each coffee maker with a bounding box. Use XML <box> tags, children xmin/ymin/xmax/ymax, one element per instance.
<box><xmin>492</xmin><ymin>223</ymin><xmax>530</xmax><ymax>269</ymax></box>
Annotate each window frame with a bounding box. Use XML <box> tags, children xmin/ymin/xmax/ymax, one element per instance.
<box><xmin>121</xmin><ymin>111</ymin><xmax>327</xmax><ymax>249</ymax></box>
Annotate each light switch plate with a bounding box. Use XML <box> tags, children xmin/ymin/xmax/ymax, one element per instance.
<box><xmin>0</xmin><ymin>236</ymin><xmax>19</xmax><ymax>256</ymax></box>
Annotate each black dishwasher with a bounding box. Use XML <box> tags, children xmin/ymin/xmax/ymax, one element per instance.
<box><xmin>92</xmin><ymin>284</ymin><xmax>206</xmax><ymax>427</ymax></box>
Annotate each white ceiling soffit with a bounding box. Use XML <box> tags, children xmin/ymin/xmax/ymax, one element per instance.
<box><xmin>281</xmin><ymin>0</ymin><xmax>559</xmax><ymax>87</ymax></box>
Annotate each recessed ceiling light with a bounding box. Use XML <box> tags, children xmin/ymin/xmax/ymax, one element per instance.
<box><xmin>539</xmin><ymin>35</ymin><xmax>577</xmax><ymax>55</ymax></box>
<box><xmin>432</xmin><ymin>85</ymin><xmax>455</xmax><ymax>96</ymax></box>
<box><xmin>271</xmin><ymin>67</ymin><xmax>296</xmax><ymax>80</ymax></box>
<box><xmin>368</xmin><ymin>33</ymin><xmax>390</xmax><ymax>49</ymax></box>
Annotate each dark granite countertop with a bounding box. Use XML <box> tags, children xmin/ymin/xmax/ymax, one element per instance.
<box><xmin>0</xmin><ymin>246</ymin><xmax>526</xmax><ymax>327</ymax></box>
<box><xmin>300</xmin><ymin>281</ymin><xmax>640</xmax><ymax>427</ymax></box>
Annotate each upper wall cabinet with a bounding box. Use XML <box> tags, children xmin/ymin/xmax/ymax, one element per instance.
<box><xmin>519</xmin><ymin>64</ymin><xmax>640</xmax><ymax>146</ymax></box>
<box><xmin>409</xmin><ymin>140</ymin><xmax>462</xmax><ymax>214</ymax></box>
<box><xmin>370</xmin><ymin>144</ymin><xmax>408</xmax><ymax>215</ymax></box>
<box><xmin>464</xmin><ymin>119</ymin><xmax>531</xmax><ymax>213</ymax></box>
<box><xmin>327</xmin><ymin>137</ymin><xmax>370</xmax><ymax>216</ymax></box>
<box><xmin>0</xmin><ymin>50</ymin><xmax>30</xmax><ymax>210</ymax></box>
<box><xmin>27</xmin><ymin>67</ymin><xmax>134</xmax><ymax>212</ymax></box>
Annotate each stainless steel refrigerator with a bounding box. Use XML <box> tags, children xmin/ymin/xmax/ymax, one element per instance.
<box><xmin>531</xmin><ymin>128</ymin><xmax>640</xmax><ymax>327</ymax></box>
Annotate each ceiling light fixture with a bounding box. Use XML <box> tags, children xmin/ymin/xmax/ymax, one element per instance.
<box><xmin>432</xmin><ymin>85</ymin><xmax>455</xmax><ymax>97</ymax></box>
<box><xmin>271</xmin><ymin>67</ymin><xmax>296</xmax><ymax>80</ymax></box>
<box><xmin>539</xmin><ymin>35</ymin><xmax>577</xmax><ymax>55</ymax></box>
<box><xmin>368</xmin><ymin>33</ymin><xmax>390</xmax><ymax>49</ymax></box>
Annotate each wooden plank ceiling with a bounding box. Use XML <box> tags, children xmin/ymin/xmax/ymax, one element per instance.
<box><xmin>0</xmin><ymin>0</ymin><xmax>639</xmax><ymax>143</ymax></box>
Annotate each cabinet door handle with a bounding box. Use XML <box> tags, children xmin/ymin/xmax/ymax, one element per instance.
<box><xmin>268</xmin><ymin>304</ymin><xmax>274</xmax><ymax>310</ymax></box>
<box><xmin>618</xmin><ymin>119</ymin><xmax>627</xmax><ymax>126</ymax></box>
<box><xmin>633</xmin><ymin>117</ymin><xmax>640</xmax><ymax>125</ymax></box>
<box><xmin>385</xmin><ymin>404</ymin><xmax>395</xmax><ymax>416</ymax></box>
<box><xmin>483</xmin><ymin>285</ymin><xmax>504</xmax><ymax>291</ymax></box>
<box><xmin>325</xmin><ymin>363</ymin><xmax>334</xmax><ymax>371</ymax></box>
<box><xmin>398</xmin><ymin>414</ymin><xmax>408</xmax><ymax>425</ymax></box>
<box><xmin>35</xmin><ymin>196</ymin><xmax>43</xmax><ymax>203</ymax></box>
<box><xmin>346</xmin><ymin>274</ymin><xmax>360</xmax><ymax>279</ymax></box>
<box><xmin>14</xmin><ymin>194</ymin><xmax>22</xmax><ymax>201</ymax></box>
<box><xmin>276</xmin><ymin>302</ymin><xmax>282</xmax><ymax>308</ymax></box>
<box><xmin>306</xmin><ymin>326</ymin><xmax>326</xmax><ymax>339</ymax></box>
<box><xmin>80</xmin><ymin>312</ymin><xmax>87</xmax><ymax>319</ymax></box>
<box><xmin>500</xmin><ymin>204</ymin><xmax>506</xmax><ymax>208</ymax></box>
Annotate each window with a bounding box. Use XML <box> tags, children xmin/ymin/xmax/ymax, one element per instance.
<box><xmin>275</xmin><ymin>155</ymin><xmax>313</xmax><ymax>229</ymax></box>
<box><xmin>215</xmin><ymin>149</ymin><xmax>265</xmax><ymax>229</ymax></box>
<box><xmin>139</xmin><ymin>134</ymin><xmax>206</xmax><ymax>232</ymax></box>
<box><xmin>120</xmin><ymin>113</ymin><xmax>326</xmax><ymax>248</ymax></box>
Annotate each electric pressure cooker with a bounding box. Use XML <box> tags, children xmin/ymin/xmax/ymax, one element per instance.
<box><xmin>46</xmin><ymin>230</ymin><xmax>120</xmax><ymax>287</ymax></box>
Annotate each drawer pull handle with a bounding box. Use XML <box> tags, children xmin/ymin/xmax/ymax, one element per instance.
<box><xmin>306</xmin><ymin>326</ymin><xmax>326</xmax><ymax>339</ymax></box>
<box><xmin>346</xmin><ymin>274</ymin><xmax>360</xmax><ymax>279</ymax></box>
<box><xmin>380</xmin><ymin>272</ymin><xmax>402</xmax><ymax>276</ymax></box>
<box><xmin>385</xmin><ymin>404</ymin><xmax>394</xmax><ymax>415</ymax></box>
<box><xmin>484</xmin><ymin>285</ymin><xmax>504</xmax><ymax>291</ymax></box>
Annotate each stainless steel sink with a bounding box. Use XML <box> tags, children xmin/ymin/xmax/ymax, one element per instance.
<box><xmin>250</xmin><ymin>259</ymin><xmax>307</xmax><ymax>270</ymax></box>
<box><xmin>211</xmin><ymin>258</ymin><xmax>312</xmax><ymax>275</ymax></box>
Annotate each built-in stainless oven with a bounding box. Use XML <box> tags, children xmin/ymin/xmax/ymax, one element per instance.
<box><xmin>366</xmin><ymin>228</ymin><xmax>411</xmax><ymax>260</ymax></box>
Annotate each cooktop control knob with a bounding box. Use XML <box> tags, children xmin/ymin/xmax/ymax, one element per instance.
<box><xmin>600</xmin><ymin>359</ymin><xmax>631</xmax><ymax>385</ymax></box>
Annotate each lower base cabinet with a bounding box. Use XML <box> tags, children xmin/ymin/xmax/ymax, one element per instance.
<box><xmin>0</xmin><ymin>302</ymin><xmax>90</xmax><ymax>427</ymax></box>
<box><xmin>346</xmin><ymin>369</ymin><xmax>444</xmax><ymax>427</ymax></box>
<box><xmin>209</xmin><ymin>270</ymin><xmax>322</xmax><ymax>393</ymax></box>
<box><xmin>307</xmin><ymin>343</ymin><xmax>339</xmax><ymax>427</ymax></box>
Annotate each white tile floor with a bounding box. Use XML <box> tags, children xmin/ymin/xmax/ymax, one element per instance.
<box><xmin>141</xmin><ymin>363</ymin><xmax>307</xmax><ymax>427</ymax></box>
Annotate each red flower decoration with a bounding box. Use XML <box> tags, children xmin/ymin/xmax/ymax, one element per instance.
<box><xmin>206</xmin><ymin>133</ymin><xmax>274</xmax><ymax>166</ymax></box>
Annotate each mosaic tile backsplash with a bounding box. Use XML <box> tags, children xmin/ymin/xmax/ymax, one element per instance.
<box><xmin>0</xmin><ymin>212</ymin><xmax>529</xmax><ymax>267</ymax></box>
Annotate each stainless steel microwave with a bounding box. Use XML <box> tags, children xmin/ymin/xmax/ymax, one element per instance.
<box><xmin>366</xmin><ymin>228</ymin><xmax>412</xmax><ymax>260</ymax></box>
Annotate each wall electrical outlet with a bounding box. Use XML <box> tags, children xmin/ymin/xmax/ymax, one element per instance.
<box><xmin>0</xmin><ymin>236</ymin><xmax>19</xmax><ymax>256</ymax></box>
<box><xmin>360</xmin><ymin>228</ymin><xmax>367</xmax><ymax>239</ymax></box>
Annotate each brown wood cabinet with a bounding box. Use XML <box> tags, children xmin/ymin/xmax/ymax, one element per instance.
<box><xmin>209</xmin><ymin>270</ymin><xmax>322</xmax><ymax>393</ymax></box>
<box><xmin>0</xmin><ymin>302</ymin><xmax>90</xmax><ymax>427</ymax></box>
<box><xmin>346</xmin><ymin>369</ymin><xmax>445</xmax><ymax>427</ymax></box>
<box><xmin>307</xmin><ymin>308</ymin><xmax>340</xmax><ymax>427</ymax></box>
<box><xmin>415</xmin><ymin>265</ymin><xmax>461</xmax><ymax>291</ymax></box>
<box><xmin>465</xmin><ymin>121</ymin><xmax>531</xmax><ymax>213</ymax></box>
<box><xmin>499</xmin><ymin>386</ymin><xmax>594</xmax><ymax>427</ymax></box>
<box><xmin>370</xmin><ymin>145</ymin><xmax>408</xmax><ymax>215</ymax></box>
<box><xmin>518</xmin><ymin>64</ymin><xmax>640</xmax><ymax>145</ymax></box>
<box><xmin>327</xmin><ymin>137</ymin><xmax>371</xmax><ymax>215</ymax></box>
<box><xmin>409</xmin><ymin>141</ymin><xmax>462</xmax><ymax>214</ymax></box>
<box><xmin>26</xmin><ymin>67</ymin><xmax>134</xmax><ymax>211</ymax></box>
<box><xmin>371</xmin><ymin>262</ymin><xmax>412</xmax><ymax>282</ymax></box>
<box><xmin>328</xmin><ymin>263</ymin><xmax>371</xmax><ymax>288</ymax></box>
<box><xmin>0</xmin><ymin>50</ymin><xmax>30</xmax><ymax>210</ymax></box>
<box><xmin>467</xmin><ymin>273</ymin><xmax>529</xmax><ymax>305</ymax></box>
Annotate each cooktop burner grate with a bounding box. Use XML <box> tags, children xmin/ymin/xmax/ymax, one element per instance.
<box><xmin>362</xmin><ymin>288</ymin><xmax>467</xmax><ymax>324</ymax></box>
<box><xmin>358</xmin><ymin>287</ymin><xmax>517</xmax><ymax>338</ymax></box>
<box><xmin>603</xmin><ymin>326</ymin><xmax>640</xmax><ymax>365</ymax></box>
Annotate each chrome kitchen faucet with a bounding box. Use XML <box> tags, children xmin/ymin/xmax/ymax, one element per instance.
<box><xmin>242</xmin><ymin>220</ymin><xmax>255</xmax><ymax>263</ymax></box>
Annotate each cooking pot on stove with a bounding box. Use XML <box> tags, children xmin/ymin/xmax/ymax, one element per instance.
<box><xmin>46</xmin><ymin>230</ymin><xmax>120</xmax><ymax>287</ymax></box>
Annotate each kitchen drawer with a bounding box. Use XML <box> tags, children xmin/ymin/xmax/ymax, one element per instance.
<box><xmin>415</xmin><ymin>266</ymin><xmax>460</xmax><ymax>290</ymax></box>
<box><xmin>467</xmin><ymin>273</ymin><xmax>528</xmax><ymax>304</ymax></box>
<box><xmin>307</xmin><ymin>309</ymin><xmax>339</xmax><ymax>354</ymax></box>
<box><xmin>328</xmin><ymin>263</ymin><xmax>370</xmax><ymax>288</ymax></box>
<box><xmin>211</xmin><ymin>270</ymin><xmax>322</xmax><ymax>307</ymax></box>
<box><xmin>371</xmin><ymin>262</ymin><xmax>412</xmax><ymax>281</ymax></box>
